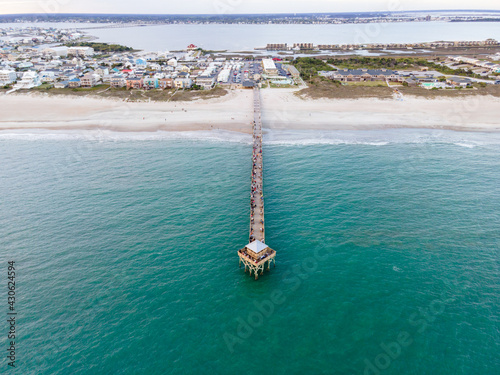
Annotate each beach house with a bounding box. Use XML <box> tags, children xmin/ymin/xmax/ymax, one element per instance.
<box><xmin>80</xmin><ymin>73</ymin><xmax>97</xmax><ymax>88</ymax></box>
<box><xmin>54</xmin><ymin>81</ymin><xmax>69</xmax><ymax>88</ymax></box>
<box><xmin>195</xmin><ymin>76</ymin><xmax>216</xmax><ymax>90</ymax></box>
<box><xmin>174</xmin><ymin>76</ymin><xmax>193</xmax><ymax>89</ymax></box>
<box><xmin>68</xmin><ymin>78</ymin><xmax>81</xmax><ymax>88</ymax></box>
<box><xmin>142</xmin><ymin>76</ymin><xmax>159</xmax><ymax>89</ymax></box>
<box><xmin>39</xmin><ymin>70</ymin><xmax>57</xmax><ymax>83</ymax></box>
<box><xmin>126</xmin><ymin>77</ymin><xmax>143</xmax><ymax>89</ymax></box>
<box><xmin>159</xmin><ymin>78</ymin><xmax>174</xmax><ymax>89</ymax></box>
<box><xmin>13</xmin><ymin>71</ymin><xmax>41</xmax><ymax>89</ymax></box>
<box><xmin>447</xmin><ymin>77</ymin><xmax>473</xmax><ymax>88</ymax></box>
<box><xmin>135</xmin><ymin>58</ymin><xmax>147</xmax><ymax>68</ymax></box>
<box><xmin>110</xmin><ymin>75</ymin><xmax>126</xmax><ymax>88</ymax></box>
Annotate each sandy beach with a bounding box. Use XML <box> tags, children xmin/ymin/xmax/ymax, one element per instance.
<box><xmin>1</xmin><ymin>89</ymin><xmax>500</xmax><ymax>133</ymax></box>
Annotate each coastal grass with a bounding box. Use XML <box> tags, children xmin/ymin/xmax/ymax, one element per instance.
<box><xmin>399</xmin><ymin>84</ymin><xmax>500</xmax><ymax>98</ymax></box>
<box><xmin>32</xmin><ymin>83</ymin><xmax>54</xmax><ymax>90</ymax></box>
<box><xmin>21</xmin><ymin>86</ymin><xmax>228</xmax><ymax>102</ymax></box>
<box><xmin>295</xmin><ymin>76</ymin><xmax>393</xmax><ymax>99</ymax></box>
<box><xmin>169</xmin><ymin>87</ymin><xmax>228</xmax><ymax>101</ymax></box>
<box><xmin>295</xmin><ymin>76</ymin><xmax>500</xmax><ymax>99</ymax></box>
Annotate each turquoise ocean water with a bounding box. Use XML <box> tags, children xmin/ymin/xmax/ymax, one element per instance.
<box><xmin>0</xmin><ymin>129</ymin><xmax>499</xmax><ymax>374</ymax></box>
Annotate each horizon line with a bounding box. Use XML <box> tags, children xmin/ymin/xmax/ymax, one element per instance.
<box><xmin>1</xmin><ymin>9</ymin><xmax>500</xmax><ymax>17</ymax></box>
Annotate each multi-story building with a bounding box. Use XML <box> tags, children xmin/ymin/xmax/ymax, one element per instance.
<box><xmin>126</xmin><ymin>77</ymin><xmax>143</xmax><ymax>89</ymax></box>
<box><xmin>266</xmin><ymin>43</ymin><xmax>288</xmax><ymax>51</ymax></box>
<box><xmin>328</xmin><ymin>69</ymin><xmax>399</xmax><ymax>82</ymax></box>
<box><xmin>80</xmin><ymin>73</ymin><xmax>97</xmax><ymax>88</ymax></box>
<box><xmin>195</xmin><ymin>76</ymin><xmax>216</xmax><ymax>90</ymax></box>
<box><xmin>68</xmin><ymin>78</ymin><xmax>81</xmax><ymax>88</ymax></box>
<box><xmin>159</xmin><ymin>78</ymin><xmax>174</xmax><ymax>89</ymax></box>
<box><xmin>110</xmin><ymin>75</ymin><xmax>126</xmax><ymax>88</ymax></box>
<box><xmin>13</xmin><ymin>71</ymin><xmax>41</xmax><ymax>89</ymax></box>
<box><xmin>0</xmin><ymin>70</ymin><xmax>17</xmax><ymax>85</ymax></box>
<box><xmin>293</xmin><ymin>43</ymin><xmax>314</xmax><ymax>50</ymax></box>
<box><xmin>143</xmin><ymin>77</ymin><xmax>159</xmax><ymax>89</ymax></box>
<box><xmin>174</xmin><ymin>77</ymin><xmax>192</xmax><ymax>89</ymax></box>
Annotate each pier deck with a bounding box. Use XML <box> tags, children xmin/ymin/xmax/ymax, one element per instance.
<box><xmin>238</xmin><ymin>88</ymin><xmax>276</xmax><ymax>279</ymax></box>
<box><xmin>250</xmin><ymin>87</ymin><xmax>265</xmax><ymax>243</ymax></box>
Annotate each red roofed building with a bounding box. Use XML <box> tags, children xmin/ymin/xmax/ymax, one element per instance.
<box><xmin>187</xmin><ymin>44</ymin><xmax>197</xmax><ymax>50</ymax></box>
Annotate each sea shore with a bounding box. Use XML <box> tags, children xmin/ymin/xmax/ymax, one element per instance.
<box><xmin>1</xmin><ymin>89</ymin><xmax>500</xmax><ymax>133</ymax></box>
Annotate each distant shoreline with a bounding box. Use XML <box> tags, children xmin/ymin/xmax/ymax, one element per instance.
<box><xmin>1</xmin><ymin>10</ymin><xmax>500</xmax><ymax>26</ymax></box>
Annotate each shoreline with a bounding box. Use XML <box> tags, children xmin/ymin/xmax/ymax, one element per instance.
<box><xmin>1</xmin><ymin>89</ymin><xmax>500</xmax><ymax>134</ymax></box>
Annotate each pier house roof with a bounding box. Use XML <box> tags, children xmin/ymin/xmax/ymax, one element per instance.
<box><xmin>245</xmin><ymin>240</ymin><xmax>268</xmax><ymax>255</ymax></box>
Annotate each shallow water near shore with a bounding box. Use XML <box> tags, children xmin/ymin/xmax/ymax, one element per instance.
<box><xmin>1</xmin><ymin>131</ymin><xmax>499</xmax><ymax>374</ymax></box>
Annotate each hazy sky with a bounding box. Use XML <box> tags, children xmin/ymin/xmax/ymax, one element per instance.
<box><xmin>1</xmin><ymin>0</ymin><xmax>499</xmax><ymax>15</ymax></box>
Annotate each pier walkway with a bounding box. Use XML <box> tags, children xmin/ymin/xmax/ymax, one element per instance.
<box><xmin>238</xmin><ymin>88</ymin><xmax>276</xmax><ymax>279</ymax></box>
<box><xmin>250</xmin><ymin>87</ymin><xmax>265</xmax><ymax>243</ymax></box>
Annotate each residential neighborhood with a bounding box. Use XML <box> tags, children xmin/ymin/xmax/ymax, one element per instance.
<box><xmin>318</xmin><ymin>53</ymin><xmax>500</xmax><ymax>89</ymax></box>
<box><xmin>0</xmin><ymin>30</ymin><xmax>304</xmax><ymax>95</ymax></box>
<box><xmin>1</xmin><ymin>26</ymin><xmax>499</xmax><ymax>95</ymax></box>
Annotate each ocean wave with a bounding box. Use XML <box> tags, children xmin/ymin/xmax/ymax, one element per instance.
<box><xmin>0</xmin><ymin>129</ymin><xmax>253</xmax><ymax>144</ymax></box>
<box><xmin>1</xmin><ymin>128</ymin><xmax>500</xmax><ymax>147</ymax></box>
<box><xmin>453</xmin><ymin>142</ymin><xmax>476</xmax><ymax>149</ymax></box>
<box><xmin>262</xmin><ymin>129</ymin><xmax>500</xmax><ymax>147</ymax></box>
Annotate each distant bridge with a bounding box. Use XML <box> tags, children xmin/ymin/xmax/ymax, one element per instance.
<box><xmin>75</xmin><ymin>23</ymin><xmax>160</xmax><ymax>30</ymax></box>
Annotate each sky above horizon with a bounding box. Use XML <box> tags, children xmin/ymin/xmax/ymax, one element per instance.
<box><xmin>1</xmin><ymin>0</ymin><xmax>499</xmax><ymax>15</ymax></box>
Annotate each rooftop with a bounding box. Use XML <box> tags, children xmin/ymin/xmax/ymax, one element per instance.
<box><xmin>245</xmin><ymin>240</ymin><xmax>268</xmax><ymax>255</ymax></box>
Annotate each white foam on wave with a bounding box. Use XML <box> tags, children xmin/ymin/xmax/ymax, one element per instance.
<box><xmin>453</xmin><ymin>142</ymin><xmax>476</xmax><ymax>149</ymax></box>
<box><xmin>0</xmin><ymin>129</ymin><xmax>253</xmax><ymax>144</ymax></box>
<box><xmin>1</xmin><ymin>128</ymin><xmax>500</xmax><ymax>148</ymax></box>
<box><xmin>262</xmin><ymin>129</ymin><xmax>500</xmax><ymax>147</ymax></box>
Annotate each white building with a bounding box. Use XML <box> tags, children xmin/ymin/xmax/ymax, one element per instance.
<box><xmin>167</xmin><ymin>58</ymin><xmax>178</xmax><ymax>67</ymax></box>
<box><xmin>0</xmin><ymin>70</ymin><xmax>17</xmax><ymax>85</ymax></box>
<box><xmin>195</xmin><ymin>76</ymin><xmax>216</xmax><ymax>90</ymax></box>
<box><xmin>262</xmin><ymin>59</ymin><xmax>278</xmax><ymax>75</ymax></box>
<box><xmin>217</xmin><ymin>69</ymin><xmax>231</xmax><ymax>83</ymax></box>
<box><xmin>43</xmin><ymin>46</ymin><xmax>68</xmax><ymax>57</ymax></box>
<box><xmin>68</xmin><ymin>46</ymin><xmax>95</xmax><ymax>57</ymax></box>
<box><xmin>13</xmin><ymin>71</ymin><xmax>42</xmax><ymax>89</ymax></box>
<box><xmin>39</xmin><ymin>71</ymin><xmax>57</xmax><ymax>82</ymax></box>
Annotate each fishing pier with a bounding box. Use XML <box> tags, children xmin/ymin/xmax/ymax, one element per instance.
<box><xmin>238</xmin><ymin>88</ymin><xmax>276</xmax><ymax>279</ymax></box>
